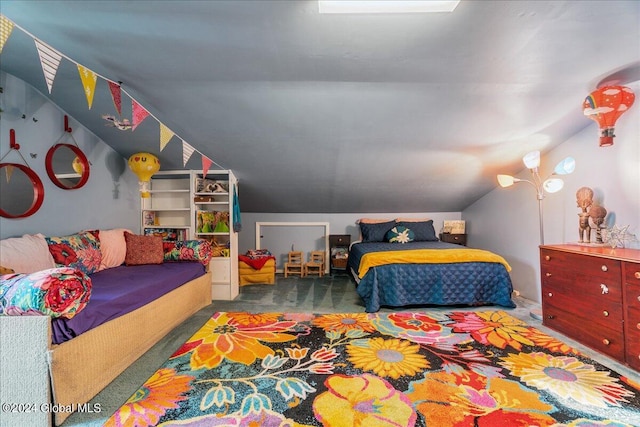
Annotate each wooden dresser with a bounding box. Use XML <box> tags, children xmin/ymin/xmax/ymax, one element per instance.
<box><xmin>540</xmin><ymin>244</ymin><xmax>640</xmax><ymax>371</ymax></box>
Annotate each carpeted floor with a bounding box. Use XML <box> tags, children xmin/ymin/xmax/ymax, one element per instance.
<box><xmin>60</xmin><ymin>274</ymin><xmax>640</xmax><ymax>426</ymax></box>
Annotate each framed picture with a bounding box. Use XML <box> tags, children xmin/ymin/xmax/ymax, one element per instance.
<box><xmin>443</xmin><ymin>220</ymin><xmax>465</xmax><ymax>234</ymax></box>
<box><xmin>143</xmin><ymin>211</ymin><xmax>156</xmax><ymax>226</ymax></box>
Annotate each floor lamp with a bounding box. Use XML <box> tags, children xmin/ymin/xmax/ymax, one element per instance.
<box><xmin>497</xmin><ymin>151</ymin><xmax>575</xmax><ymax>320</ymax></box>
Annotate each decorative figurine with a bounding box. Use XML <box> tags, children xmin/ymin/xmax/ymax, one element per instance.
<box><xmin>589</xmin><ymin>204</ymin><xmax>607</xmax><ymax>244</ymax></box>
<box><xmin>576</xmin><ymin>187</ymin><xmax>594</xmax><ymax>243</ymax></box>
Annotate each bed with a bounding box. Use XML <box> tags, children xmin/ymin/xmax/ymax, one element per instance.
<box><xmin>348</xmin><ymin>219</ymin><xmax>515</xmax><ymax>313</ymax></box>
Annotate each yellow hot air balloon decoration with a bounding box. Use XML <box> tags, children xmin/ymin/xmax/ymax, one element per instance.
<box><xmin>72</xmin><ymin>156</ymin><xmax>84</xmax><ymax>175</ymax></box>
<box><xmin>128</xmin><ymin>152</ymin><xmax>160</xmax><ymax>198</ymax></box>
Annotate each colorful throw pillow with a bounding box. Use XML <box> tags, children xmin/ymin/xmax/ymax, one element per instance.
<box><xmin>359</xmin><ymin>220</ymin><xmax>396</xmax><ymax>242</ymax></box>
<box><xmin>163</xmin><ymin>240</ymin><xmax>213</xmax><ymax>265</ymax></box>
<box><xmin>0</xmin><ymin>267</ymin><xmax>92</xmax><ymax>318</ymax></box>
<box><xmin>386</xmin><ymin>226</ymin><xmax>415</xmax><ymax>244</ymax></box>
<box><xmin>46</xmin><ymin>231</ymin><xmax>102</xmax><ymax>275</ymax></box>
<box><xmin>124</xmin><ymin>233</ymin><xmax>164</xmax><ymax>266</ymax></box>
<box><xmin>396</xmin><ymin>220</ymin><xmax>438</xmax><ymax>241</ymax></box>
<box><xmin>246</xmin><ymin>249</ymin><xmax>273</xmax><ymax>259</ymax></box>
<box><xmin>98</xmin><ymin>228</ymin><xmax>133</xmax><ymax>271</ymax></box>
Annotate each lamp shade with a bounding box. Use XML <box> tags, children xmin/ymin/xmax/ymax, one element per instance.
<box><xmin>128</xmin><ymin>152</ymin><xmax>160</xmax><ymax>198</ymax></box>
<box><xmin>583</xmin><ymin>85</ymin><xmax>635</xmax><ymax>147</ymax></box>
<box><xmin>522</xmin><ymin>151</ymin><xmax>540</xmax><ymax>169</ymax></box>
<box><xmin>497</xmin><ymin>174</ymin><xmax>516</xmax><ymax>188</ymax></box>
<box><xmin>553</xmin><ymin>157</ymin><xmax>575</xmax><ymax>175</ymax></box>
<box><xmin>543</xmin><ymin>178</ymin><xmax>564</xmax><ymax>193</ymax></box>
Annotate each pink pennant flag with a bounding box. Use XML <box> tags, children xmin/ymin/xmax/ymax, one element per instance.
<box><xmin>131</xmin><ymin>100</ymin><xmax>150</xmax><ymax>131</ymax></box>
<box><xmin>108</xmin><ymin>81</ymin><xmax>122</xmax><ymax>116</ymax></box>
<box><xmin>182</xmin><ymin>140</ymin><xmax>195</xmax><ymax>166</ymax></box>
<box><xmin>202</xmin><ymin>155</ymin><xmax>213</xmax><ymax>177</ymax></box>
<box><xmin>35</xmin><ymin>39</ymin><xmax>63</xmax><ymax>94</ymax></box>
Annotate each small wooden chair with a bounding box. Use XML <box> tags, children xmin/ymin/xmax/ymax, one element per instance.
<box><xmin>284</xmin><ymin>251</ymin><xmax>304</xmax><ymax>277</ymax></box>
<box><xmin>304</xmin><ymin>250</ymin><xmax>325</xmax><ymax>278</ymax></box>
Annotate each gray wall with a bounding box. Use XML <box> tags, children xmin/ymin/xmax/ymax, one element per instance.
<box><xmin>464</xmin><ymin>102</ymin><xmax>640</xmax><ymax>303</ymax></box>
<box><xmin>0</xmin><ymin>72</ymin><xmax>140</xmax><ymax>239</ymax></box>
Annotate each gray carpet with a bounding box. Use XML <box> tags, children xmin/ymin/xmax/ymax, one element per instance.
<box><xmin>60</xmin><ymin>274</ymin><xmax>640</xmax><ymax>426</ymax></box>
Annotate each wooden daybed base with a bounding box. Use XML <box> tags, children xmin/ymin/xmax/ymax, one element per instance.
<box><xmin>0</xmin><ymin>271</ymin><xmax>212</xmax><ymax>426</ymax></box>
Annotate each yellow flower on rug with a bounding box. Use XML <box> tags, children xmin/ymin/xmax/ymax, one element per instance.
<box><xmin>171</xmin><ymin>311</ymin><xmax>298</xmax><ymax>370</ymax></box>
<box><xmin>313</xmin><ymin>373</ymin><xmax>416</xmax><ymax>426</ymax></box>
<box><xmin>104</xmin><ymin>368</ymin><xmax>193</xmax><ymax>427</ymax></box>
<box><xmin>347</xmin><ymin>337</ymin><xmax>429</xmax><ymax>379</ymax></box>
<box><xmin>312</xmin><ymin>313</ymin><xmax>376</xmax><ymax>334</ymax></box>
<box><xmin>501</xmin><ymin>352</ymin><xmax>634</xmax><ymax>408</ymax></box>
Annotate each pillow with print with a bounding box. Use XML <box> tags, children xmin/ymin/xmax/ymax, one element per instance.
<box><xmin>46</xmin><ymin>231</ymin><xmax>102</xmax><ymax>275</ymax></box>
<box><xmin>386</xmin><ymin>226</ymin><xmax>415</xmax><ymax>244</ymax></box>
<box><xmin>124</xmin><ymin>233</ymin><xmax>164</xmax><ymax>266</ymax></box>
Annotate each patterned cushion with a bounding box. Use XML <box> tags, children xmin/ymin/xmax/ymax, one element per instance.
<box><xmin>124</xmin><ymin>233</ymin><xmax>164</xmax><ymax>266</ymax></box>
<box><xmin>395</xmin><ymin>220</ymin><xmax>438</xmax><ymax>241</ymax></box>
<box><xmin>386</xmin><ymin>226</ymin><xmax>415</xmax><ymax>244</ymax></box>
<box><xmin>0</xmin><ymin>267</ymin><xmax>92</xmax><ymax>318</ymax></box>
<box><xmin>46</xmin><ymin>231</ymin><xmax>102</xmax><ymax>275</ymax></box>
<box><xmin>359</xmin><ymin>220</ymin><xmax>395</xmax><ymax>242</ymax></box>
<box><xmin>163</xmin><ymin>240</ymin><xmax>213</xmax><ymax>265</ymax></box>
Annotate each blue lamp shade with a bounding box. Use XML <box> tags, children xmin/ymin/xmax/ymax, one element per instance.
<box><xmin>554</xmin><ymin>157</ymin><xmax>576</xmax><ymax>175</ymax></box>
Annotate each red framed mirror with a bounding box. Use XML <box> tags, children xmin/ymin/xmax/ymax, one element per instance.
<box><xmin>0</xmin><ymin>162</ymin><xmax>45</xmax><ymax>218</ymax></box>
<box><xmin>45</xmin><ymin>143</ymin><xmax>90</xmax><ymax>190</ymax></box>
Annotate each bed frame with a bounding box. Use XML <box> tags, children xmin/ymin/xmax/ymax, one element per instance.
<box><xmin>0</xmin><ymin>271</ymin><xmax>212</xmax><ymax>426</ymax></box>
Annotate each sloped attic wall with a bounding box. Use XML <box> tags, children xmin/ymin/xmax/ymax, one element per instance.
<box><xmin>0</xmin><ymin>72</ymin><xmax>140</xmax><ymax>239</ymax></box>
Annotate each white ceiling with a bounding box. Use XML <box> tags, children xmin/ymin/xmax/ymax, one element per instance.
<box><xmin>1</xmin><ymin>1</ymin><xmax>638</xmax><ymax>213</ymax></box>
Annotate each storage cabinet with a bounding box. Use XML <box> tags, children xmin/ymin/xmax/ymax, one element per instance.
<box><xmin>540</xmin><ymin>244</ymin><xmax>640</xmax><ymax>370</ymax></box>
<box><xmin>329</xmin><ymin>234</ymin><xmax>351</xmax><ymax>275</ymax></box>
<box><xmin>142</xmin><ymin>170</ymin><xmax>239</xmax><ymax>300</ymax></box>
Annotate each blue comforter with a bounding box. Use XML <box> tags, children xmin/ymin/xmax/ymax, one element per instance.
<box><xmin>348</xmin><ymin>241</ymin><xmax>515</xmax><ymax>312</ymax></box>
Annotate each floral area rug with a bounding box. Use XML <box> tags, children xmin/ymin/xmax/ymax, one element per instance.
<box><xmin>105</xmin><ymin>311</ymin><xmax>640</xmax><ymax>426</ymax></box>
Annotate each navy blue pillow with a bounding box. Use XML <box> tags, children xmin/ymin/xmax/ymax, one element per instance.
<box><xmin>396</xmin><ymin>220</ymin><xmax>438</xmax><ymax>241</ymax></box>
<box><xmin>359</xmin><ymin>221</ymin><xmax>395</xmax><ymax>242</ymax></box>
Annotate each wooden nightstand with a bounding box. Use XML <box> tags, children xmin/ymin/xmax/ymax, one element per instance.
<box><xmin>439</xmin><ymin>233</ymin><xmax>467</xmax><ymax>246</ymax></box>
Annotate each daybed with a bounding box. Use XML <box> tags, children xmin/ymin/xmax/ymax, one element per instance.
<box><xmin>348</xmin><ymin>219</ymin><xmax>516</xmax><ymax>313</ymax></box>
<box><xmin>0</xmin><ymin>230</ymin><xmax>212</xmax><ymax>426</ymax></box>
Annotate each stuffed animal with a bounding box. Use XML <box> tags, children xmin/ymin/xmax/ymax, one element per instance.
<box><xmin>0</xmin><ymin>265</ymin><xmax>15</xmax><ymax>275</ymax></box>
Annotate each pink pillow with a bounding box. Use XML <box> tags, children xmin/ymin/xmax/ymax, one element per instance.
<box><xmin>124</xmin><ymin>233</ymin><xmax>164</xmax><ymax>266</ymax></box>
<box><xmin>357</xmin><ymin>218</ymin><xmax>393</xmax><ymax>224</ymax></box>
<box><xmin>98</xmin><ymin>228</ymin><xmax>133</xmax><ymax>270</ymax></box>
<box><xmin>395</xmin><ymin>217</ymin><xmax>432</xmax><ymax>222</ymax></box>
<box><xmin>0</xmin><ymin>234</ymin><xmax>56</xmax><ymax>274</ymax></box>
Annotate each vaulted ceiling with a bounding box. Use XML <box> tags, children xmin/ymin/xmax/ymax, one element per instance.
<box><xmin>1</xmin><ymin>1</ymin><xmax>638</xmax><ymax>213</ymax></box>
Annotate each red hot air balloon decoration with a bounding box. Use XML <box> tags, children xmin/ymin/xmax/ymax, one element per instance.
<box><xmin>583</xmin><ymin>85</ymin><xmax>635</xmax><ymax>147</ymax></box>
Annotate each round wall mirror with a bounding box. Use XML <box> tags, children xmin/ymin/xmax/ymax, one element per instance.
<box><xmin>0</xmin><ymin>163</ymin><xmax>45</xmax><ymax>218</ymax></box>
<box><xmin>45</xmin><ymin>143</ymin><xmax>90</xmax><ymax>189</ymax></box>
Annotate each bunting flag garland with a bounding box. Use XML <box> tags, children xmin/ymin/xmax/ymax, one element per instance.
<box><xmin>34</xmin><ymin>39</ymin><xmax>62</xmax><ymax>94</ymax></box>
<box><xmin>4</xmin><ymin>165</ymin><xmax>14</xmax><ymax>183</ymax></box>
<box><xmin>0</xmin><ymin>15</ymin><xmax>14</xmax><ymax>53</ymax></box>
<box><xmin>108</xmin><ymin>81</ymin><xmax>122</xmax><ymax>116</ymax></box>
<box><xmin>159</xmin><ymin>123</ymin><xmax>175</xmax><ymax>151</ymax></box>
<box><xmin>202</xmin><ymin>155</ymin><xmax>213</xmax><ymax>177</ymax></box>
<box><xmin>182</xmin><ymin>140</ymin><xmax>195</xmax><ymax>166</ymax></box>
<box><xmin>1</xmin><ymin>13</ymin><xmax>226</xmax><ymax>173</ymax></box>
<box><xmin>77</xmin><ymin>65</ymin><xmax>98</xmax><ymax>109</ymax></box>
<box><xmin>132</xmin><ymin>100</ymin><xmax>150</xmax><ymax>131</ymax></box>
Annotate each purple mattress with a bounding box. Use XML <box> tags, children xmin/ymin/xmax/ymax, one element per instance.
<box><xmin>51</xmin><ymin>262</ymin><xmax>206</xmax><ymax>344</ymax></box>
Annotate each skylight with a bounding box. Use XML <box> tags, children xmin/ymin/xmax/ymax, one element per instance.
<box><xmin>318</xmin><ymin>1</ymin><xmax>461</xmax><ymax>14</ymax></box>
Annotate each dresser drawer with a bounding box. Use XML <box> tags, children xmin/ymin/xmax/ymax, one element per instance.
<box><xmin>626</xmin><ymin>283</ymin><xmax>640</xmax><ymax>309</ymax></box>
<box><xmin>625</xmin><ymin>261</ymin><xmax>640</xmax><ymax>284</ymax></box>
<box><xmin>542</xmin><ymin>288</ymin><xmax>622</xmax><ymax>328</ymax></box>
<box><xmin>542</xmin><ymin>270</ymin><xmax>622</xmax><ymax>303</ymax></box>
<box><xmin>625</xmin><ymin>305</ymin><xmax>640</xmax><ymax>370</ymax></box>
<box><xmin>541</xmin><ymin>248</ymin><xmax>621</xmax><ymax>279</ymax></box>
<box><xmin>543</xmin><ymin>303</ymin><xmax>624</xmax><ymax>360</ymax></box>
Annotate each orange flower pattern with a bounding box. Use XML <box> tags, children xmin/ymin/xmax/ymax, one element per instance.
<box><xmin>106</xmin><ymin>311</ymin><xmax>640</xmax><ymax>427</ymax></box>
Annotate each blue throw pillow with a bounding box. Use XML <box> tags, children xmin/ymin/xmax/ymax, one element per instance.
<box><xmin>396</xmin><ymin>220</ymin><xmax>438</xmax><ymax>241</ymax></box>
<box><xmin>386</xmin><ymin>226</ymin><xmax>415</xmax><ymax>244</ymax></box>
<box><xmin>359</xmin><ymin>221</ymin><xmax>395</xmax><ymax>242</ymax></box>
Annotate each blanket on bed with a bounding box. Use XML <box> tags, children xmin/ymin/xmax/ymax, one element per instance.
<box><xmin>357</xmin><ymin>248</ymin><xmax>512</xmax><ymax>278</ymax></box>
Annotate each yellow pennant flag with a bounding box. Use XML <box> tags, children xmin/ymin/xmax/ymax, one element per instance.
<box><xmin>77</xmin><ymin>65</ymin><xmax>98</xmax><ymax>109</ymax></box>
<box><xmin>0</xmin><ymin>15</ymin><xmax>14</xmax><ymax>54</ymax></box>
<box><xmin>159</xmin><ymin>123</ymin><xmax>175</xmax><ymax>151</ymax></box>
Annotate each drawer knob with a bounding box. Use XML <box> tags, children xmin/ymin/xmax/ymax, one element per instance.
<box><xmin>601</xmin><ymin>265</ymin><xmax>608</xmax><ymax>272</ymax></box>
<box><xmin>600</xmin><ymin>284</ymin><xmax>609</xmax><ymax>294</ymax></box>
<box><xmin>548</xmin><ymin>292</ymin><xmax>553</xmax><ymax>297</ymax></box>
<box><xmin>602</xmin><ymin>339</ymin><xmax>610</xmax><ymax>346</ymax></box>
<box><xmin>545</xmin><ymin>255</ymin><xmax>551</xmax><ymax>261</ymax></box>
<box><xmin>637</xmin><ymin>323</ymin><xmax>640</xmax><ymax>330</ymax></box>
<box><xmin>635</xmin><ymin>272</ymin><xmax>640</xmax><ymax>279</ymax></box>
<box><xmin>603</xmin><ymin>310</ymin><xmax>609</xmax><ymax>317</ymax></box>
<box><xmin>545</xmin><ymin>273</ymin><xmax>552</xmax><ymax>277</ymax></box>
<box><xmin>546</xmin><ymin>315</ymin><xmax>555</xmax><ymax>319</ymax></box>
